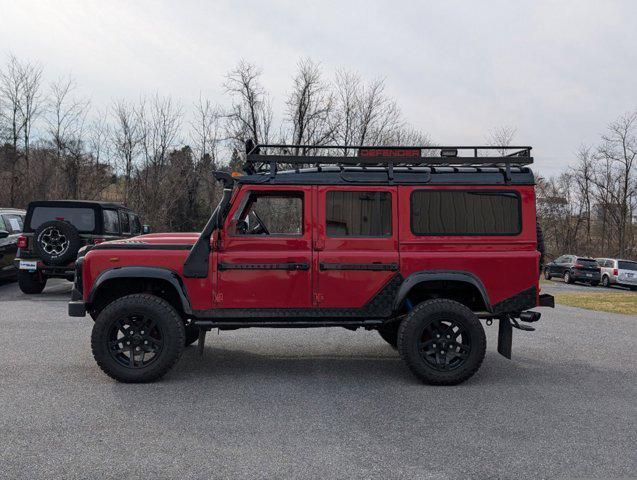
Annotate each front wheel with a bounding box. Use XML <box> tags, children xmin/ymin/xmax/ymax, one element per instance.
<box><xmin>543</xmin><ymin>269</ymin><xmax>552</xmax><ymax>280</ymax></box>
<box><xmin>397</xmin><ymin>299</ymin><xmax>486</xmax><ymax>385</ymax></box>
<box><xmin>91</xmin><ymin>294</ymin><xmax>185</xmax><ymax>383</ymax></box>
<box><xmin>18</xmin><ymin>270</ymin><xmax>47</xmax><ymax>294</ymax></box>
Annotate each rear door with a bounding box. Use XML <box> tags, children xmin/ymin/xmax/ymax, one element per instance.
<box><xmin>315</xmin><ymin>186</ymin><xmax>398</xmax><ymax>308</ymax></box>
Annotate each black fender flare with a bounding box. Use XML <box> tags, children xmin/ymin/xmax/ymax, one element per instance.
<box><xmin>392</xmin><ymin>270</ymin><xmax>492</xmax><ymax>312</ymax></box>
<box><xmin>88</xmin><ymin>266</ymin><xmax>192</xmax><ymax>314</ymax></box>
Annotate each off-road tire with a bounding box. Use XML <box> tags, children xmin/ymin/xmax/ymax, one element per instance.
<box><xmin>397</xmin><ymin>299</ymin><xmax>486</xmax><ymax>385</ymax></box>
<box><xmin>91</xmin><ymin>294</ymin><xmax>185</xmax><ymax>383</ymax></box>
<box><xmin>564</xmin><ymin>271</ymin><xmax>573</xmax><ymax>284</ymax></box>
<box><xmin>184</xmin><ymin>325</ymin><xmax>200</xmax><ymax>347</ymax></box>
<box><xmin>377</xmin><ymin>323</ymin><xmax>399</xmax><ymax>349</ymax></box>
<box><xmin>602</xmin><ymin>275</ymin><xmax>610</xmax><ymax>288</ymax></box>
<box><xmin>17</xmin><ymin>270</ymin><xmax>47</xmax><ymax>294</ymax></box>
<box><xmin>34</xmin><ymin>220</ymin><xmax>81</xmax><ymax>266</ymax></box>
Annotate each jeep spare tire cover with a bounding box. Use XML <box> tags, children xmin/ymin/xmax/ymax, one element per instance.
<box><xmin>34</xmin><ymin>220</ymin><xmax>82</xmax><ymax>266</ymax></box>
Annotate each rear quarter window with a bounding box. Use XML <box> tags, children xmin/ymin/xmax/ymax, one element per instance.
<box><xmin>30</xmin><ymin>207</ymin><xmax>95</xmax><ymax>232</ymax></box>
<box><xmin>618</xmin><ymin>261</ymin><xmax>637</xmax><ymax>271</ymax></box>
<box><xmin>410</xmin><ymin>190</ymin><xmax>521</xmax><ymax>235</ymax></box>
<box><xmin>103</xmin><ymin>210</ymin><xmax>120</xmax><ymax>234</ymax></box>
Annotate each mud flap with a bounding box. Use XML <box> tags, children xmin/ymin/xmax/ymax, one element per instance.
<box><xmin>498</xmin><ymin>316</ymin><xmax>512</xmax><ymax>359</ymax></box>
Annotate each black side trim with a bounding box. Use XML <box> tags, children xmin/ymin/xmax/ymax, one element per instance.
<box><xmin>192</xmin><ymin>273</ymin><xmax>403</xmax><ymax>320</ymax></box>
<box><xmin>218</xmin><ymin>262</ymin><xmax>309</xmax><ymax>271</ymax></box>
<box><xmin>92</xmin><ymin>243</ymin><xmax>192</xmax><ymax>250</ymax></box>
<box><xmin>195</xmin><ymin>319</ymin><xmax>384</xmax><ymax>328</ymax></box>
<box><xmin>319</xmin><ymin>262</ymin><xmax>398</xmax><ymax>271</ymax></box>
<box><xmin>393</xmin><ymin>270</ymin><xmax>491</xmax><ymax>311</ymax></box>
<box><xmin>492</xmin><ymin>286</ymin><xmax>537</xmax><ymax>314</ymax></box>
<box><xmin>87</xmin><ymin>266</ymin><xmax>192</xmax><ymax>314</ymax></box>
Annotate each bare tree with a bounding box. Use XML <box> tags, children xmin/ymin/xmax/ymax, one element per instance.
<box><xmin>111</xmin><ymin>99</ymin><xmax>140</xmax><ymax>205</ymax></box>
<box><xmin>486</xmin><ymin>126</ymin><xmax>517</xmax><ymax>156</ymax></box>
<box><xmin>224</xmin><ymin>61</ymin><xmax>272</xmax><ymax>148</ymax></box>
<box><xmin>286</xmin><ymin>58</ymin><xmax>336</xmax><ymax>153</ymax></box>
<box><xmin>47</xmin><ymin>77</ymin><xmax>90</xmax><ymax>198</ymax></box>
<box><xmin>0</xmin><ymin>55</ymin><xmax>43</xmax><ymax>203</ymax></box>
<box><xmin>191</xmin><ymin>95</ymin><xmax>223</xmax><ymax>208</ymax></box>
<box><xmin>595</xmin><ymin>111</ymin><xmax>637</xmax><ymax>257</ymax></box>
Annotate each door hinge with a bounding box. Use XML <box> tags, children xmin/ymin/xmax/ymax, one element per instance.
<box><xmin>313</xmin><ymin>293</ymin><xmax>324</xmax><ymax>305</ymax></box>
<box><xmin>214</xmin><ymin>292</ymin><xmax>224</xmax><ymax>304</ymax></box>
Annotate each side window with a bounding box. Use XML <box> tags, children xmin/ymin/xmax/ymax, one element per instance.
<box><xmin>232</xmin><ymin>192</ymin><xmax>303</xmax><ymax>236</ymax></box>
<box><xmin>129</xmin><ymin>214</ymin><xmax>141</xmax><ymax>235</ymax></box>
<box><xmin>119</xmin><ymin>211</ymin><xmax>131</xmax><ymax>234</ymax></box>
<box><xmin>326</xmin><ymin>191</ymin><xmax>392</xmax><ymax>237</ymax></box>
<box><xmin>103</xmin><ymin>210</ymin><xmax>120</xmax><ymax>234</ymax></box>
<box><xmin>410</xmin><ymin>190</ymin><xmax>521</xmax><ymax>235</ymax></box>
<box><xmin>2</xmin><ymin>214</ymin><xmax>24</xmax><ymax>233</ymax></box>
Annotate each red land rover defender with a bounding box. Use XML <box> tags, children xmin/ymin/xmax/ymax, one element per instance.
<box><xmin>69</xmin><ymin>143</ymin><xmax>554</xmax><ymax>385</ymax></box>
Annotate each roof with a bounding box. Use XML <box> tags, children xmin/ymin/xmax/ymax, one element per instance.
<box><xmin>0</xmin><ymin>208</ymin><xmax>26</xmax><ymax>214</ymax></box>
<box><xmin>26</xmin><ymin>200</ymin><xmax>131</xmax><ymax>210</ymax></box>
<box><xmin>237</xmin><ymin>165</ymin><xmax>535</xmax><ymax>186</ymax></box>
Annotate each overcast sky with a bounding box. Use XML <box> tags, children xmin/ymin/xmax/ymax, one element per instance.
<box><xmin>1</xmin><ymin>0</ymin><xmax>636</xmax><ymax>176</ymax></box>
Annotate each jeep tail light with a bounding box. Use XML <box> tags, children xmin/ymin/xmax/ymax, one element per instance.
<box><xmin>613</xmin><ymin>268</ymin><xmax>618</xmax><ymax>276</ymax></box>
<box><xmin>17</xmin><ymin>235</ymin><xmax>28</xmax><ymax>249</ymax></box>
<box><xmin>93</xmin><ymin>238</ymin><xmax>106</xmax><ymax>244</ymax></box>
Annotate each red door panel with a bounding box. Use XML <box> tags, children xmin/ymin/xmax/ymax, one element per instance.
<box><xmin>315</xmin><ymin>186</ymin><xmax>398</xmax><ymax>308</ymax></box>
<box><xmin>216</xmin><ymin>185</ymin><xmax>313</xmax><ymax>309</ymax></box>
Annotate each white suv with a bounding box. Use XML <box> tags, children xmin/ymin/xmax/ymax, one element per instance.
<box><xmin>596</xmin><ymin>258</ymin><xmax>637</xmax><ymax>290</ymax></box>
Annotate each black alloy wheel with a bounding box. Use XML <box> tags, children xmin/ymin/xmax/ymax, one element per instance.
<box><xmin>398</xmin><ymin>298</ymin><xmax>486</xmax><ymax>385</ymax></box>
<box><xmin>91</xmin><ymin>294</ymin><xmax>185</xmax><ymax>383</ymax></box>
<box><xmin>107</xmin><ymin>314</ymin><xmax>164</xmax><ymax>369</ymax></box>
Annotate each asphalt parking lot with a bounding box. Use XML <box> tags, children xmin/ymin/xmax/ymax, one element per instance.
<box><xmin>0</xmin><ymin>279</ymin><xmax>635</xmax><ymax>479</ymax></box>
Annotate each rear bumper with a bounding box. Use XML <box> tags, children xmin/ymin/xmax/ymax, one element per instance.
<box><xmin>572</xmin><ymin>272</ymin><xmax>600</xmax><ymax>282</ymax></box>
<box><xmin>14</xmin><ymin>258</ymin><xmax>75</xmax><ymax>277</ymax></box>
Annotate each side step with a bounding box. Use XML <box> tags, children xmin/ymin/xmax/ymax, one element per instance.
<box><xmin>193</xmin><ymin>319</ymin><xmax>385</xmax><ymax>329</ymax></box>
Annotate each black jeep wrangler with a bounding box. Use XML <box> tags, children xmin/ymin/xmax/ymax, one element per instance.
<box><xmin>16</xmin><ymin>200</ymin><xmax>148</xmax><ymax>294</ymax></box>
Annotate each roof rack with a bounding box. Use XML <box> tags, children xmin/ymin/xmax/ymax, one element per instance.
<box><xmin>244</xmin><ymin>142</ymin><xmax>533</xmax><ymax>180</ymax></box>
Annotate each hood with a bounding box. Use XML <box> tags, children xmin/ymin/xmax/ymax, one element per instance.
<box><xmin>103</xmin><ymin>232</ymin><xmax>200</xmax><ymax>247</ymax></box>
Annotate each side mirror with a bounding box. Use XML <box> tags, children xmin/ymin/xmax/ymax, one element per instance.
<box><xmin>142</xmin><ymin>225</ymin><xmax>151</xmax><ymax>234</ymax></box>
<box><xmin>0</xmin><ymin>230</ymin><xmax>9</xmax><ymax>239</ymax></box>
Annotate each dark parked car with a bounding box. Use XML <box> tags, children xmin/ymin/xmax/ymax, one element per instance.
<box><xmin>544</xmin><ymin>255</ymin><xmax>601</xmax><ymax>285</ymax></box>
<box><xmin>16</xmin><ymin>200</ymin><xmax>148</xmax><ymax>294</ymax></box>
<box><xmin>0</xmin><ymin>208</ymin><xmax>26</xmax><ymax>280</ymax></box>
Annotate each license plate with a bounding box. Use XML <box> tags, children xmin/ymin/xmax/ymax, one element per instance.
<box><xmin>19</xmin><ymin>260</ymin><xmax>37</xmax><ymax>271</ymax></box>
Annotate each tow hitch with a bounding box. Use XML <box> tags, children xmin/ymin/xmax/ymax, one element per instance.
<box><xmin>497</xmin><ymin>311</ymin><xmax>542</xmax><ymax>359</ymax></box>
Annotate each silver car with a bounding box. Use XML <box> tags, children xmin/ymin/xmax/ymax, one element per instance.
<box><xmin>595</xmin><ymin>258</ymin><xmax>637</xmax><ymax>290</ymax></box>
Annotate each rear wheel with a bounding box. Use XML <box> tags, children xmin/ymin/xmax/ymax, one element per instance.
<box><xmin>602</xmin><ymin>276</ymin><xmax>611</xmax><ymax>288</ymax></box>
<box><xmin>543</xmin><ymin>269</ymin><xmax>552</xmax><ymax>280</ymax></box>
<box><xmin>397</xmin><ymin>299</ymin><xmax>486</xmax><ymax>385</ymax></box>
<box><xmin>91</xmin><ymin>294</ymin><xmax>185</xmax><ymax>383</ymax></box>
<box><xmin>564</xmin><ymin>271</ymin><xmax>573</xmax><ymax>284</ymax></box>
<box><xmin>18</xmin><ymin>270</ymin><xmax>47</xmax><ymax>294</ymax></box>
<box><xmin>377</xmin><ymin>323</ymin><xmax>399</xmax><ymax>349</ymax></box>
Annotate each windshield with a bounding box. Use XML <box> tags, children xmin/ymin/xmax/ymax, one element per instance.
<box><xmin>30</xmin><ymin>207</ymin><xmax>95</xmax><ymax>232</ymax></box>
<box><xmin>618</xmin><ymin>261</ymin><xmax>637</xmax><ymax>271</ymax></box>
